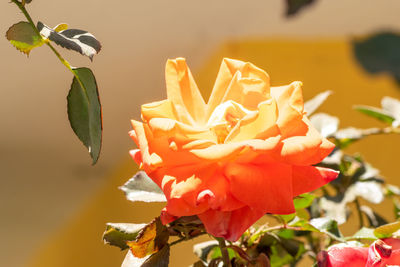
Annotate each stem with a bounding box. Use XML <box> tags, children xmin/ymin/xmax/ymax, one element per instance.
<box><xmin>10</xmin><ymin>0</ymin><xmax>85</xmax><ymax>90</ymax></box>
<box><xmin>354</xmin><ymin>198</ymin><xmax>364</xmax><ymax>228</ymax></box>
<box><xmin>169</xmin><ymin>232</ymin><xmax>207</xmax><ymax>247</ymax></box>
<box><xmin>215</xmin><ymin>237</ymin><xmax>231</xmax><ymax>267</ymax></box>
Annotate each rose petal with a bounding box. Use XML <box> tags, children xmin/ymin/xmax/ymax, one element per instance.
<box><xmin>141</xmin><ymin>99</ymin><xmax>178</xmax><ymax>122</ymax></box>
<box><xmin>270</xmin><ymin>82</ymin><xmax>307</xmax><ymax>138</ymax></box>
<box><xmin>292</xmin><ymin>166</ymin><xmax>339</xmax><ymax>196</ymax></box>
<box><xmin>325</xmin><ymin>245</ymin><xmax>368</xmax><ymax>267</ymax></box>
<box><xmin>206</xmin><ymin>58</ymin><xmax>270</xmax><ymax>117</ymax></box>
<box><xmin>280</xmin><ymin>120</ymin><xmax>335</xmax><ymax>165</ymax></box>
<box><xmin>198</xmin><ymin>206</ymin><xmax>265</xmax><ymax>241</ymax></box>
<box><xmin>225</xmin><ymin>99</ymin><xmax>280</xmax><ymax>142</ymax></box>
<box><xmin>166</xmin><ymin>58</ymin><xmax>206</xmax><ymax>125</ymax></box>
<box><xmin>225</xmin><ymin>162</ymin><xmax>295</xmax><ymax>214</ymax></box>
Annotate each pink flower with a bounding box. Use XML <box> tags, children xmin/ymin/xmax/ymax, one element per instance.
<box><xmin>318</xmin><ymin>239</ymin><xmax>400</xmax><ymax>267</ymax></box>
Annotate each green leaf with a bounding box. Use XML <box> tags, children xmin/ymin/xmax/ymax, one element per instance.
<box><xmin>141</xmin><ymin>244</ymin><xmax>170</xmax><ymax>267</ymax></box>
<box><xmin>6</xmin><ymin>21</ymin><xmax>44</xmax><ymax>55</ymax></box>
<box><xmin>294</xmin><ymin>194</ymin><xmax>316</xmax><ymax>210</ymax></box>
<box><xmin>309</xmin><ymin>217</ymin><xmax>343</xmax><ymax>241</ymax></box>
<box><xmin>269</xmin><ymin>243</ymin><xmax>293</xmax><ymax>267</ymax></box>
<box><xmin>381</xmin><ymin>96</ymin><xmax>400</xmax><ymax>126</ymax></box>
<box><xmin>193</xmin><ymin>241</ymin><xmax>218</xmax><ymax>263</ymax></box>
<box><xmin>353</xmin><ymin>32</ymin><xmax>400</xmax><ymax>84</ymax></box>
<box><xmin>333</xmin><ymin>127</ymin><xmax>364</xmax><ymax>148</ymax></box>
<box><xmin>374</xmin><ymin>221</ymin><xmax>400</xmax><ymax>239</ymax></box>
<box><xmin>354</xmin><ymin>105</ymin><xmax>395</xmax><ymax>124</ymax></box>
<box><xmin>120</xmin><ymin>171</ymin><xmax>166</xmax><ymax>203</ymax></box>
<box><xmin>350</xmin><ymin>227</ymin><xmax>378</xmax><ymax>240</ymax></box>
<box><xmin>103</xmin><ymin>223</ymin><xmax>147</xmax><ymax>250</ymax></box>
<box><xmin>67</xmin><ymin>67</ymin><xmax>102</xmax><ymax>164</ymax></box>
<box><xmin>310</xmin><ymin>113</ymin><xmax>339</xmax><ymax>138</ymax></box>
<box><xmin>304</xmin><ymin>91</ymin><xmax>332</xmax><ymax>116</ymax></box>
<box><xmin>285</xmin><ymin>0</ymin><xmax>316</xmax><ymax>17</ymax></box>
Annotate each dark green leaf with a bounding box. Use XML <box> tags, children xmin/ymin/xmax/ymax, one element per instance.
<box><xmin>285</xmin><ymin>0</ymin><xmax>316</xmax><ymax>17</ymax></box>
<box><xmin>103</xmin><ymin>223</ymin><xmax>146</xmax><ymax>250</ymax></box>
<box><xmin>354</xmin><ymin>105</ymin><xmax>395</xmax><ymax>124</ymax></box>
<box><xmin>141</xmin><ymin>244</ymin><xmax>170</xmax><ymax>267</ymax></box>
<box><xmin>304</xmin><ymin>91</ymin><xmax>332</xmax><ymax>116</ymax></box>
<box><xmin>193</xmin><ymin>241</ymin><xmax>218</xmax><ymax>263</ymax></box>
<box><xmin>37</xmin><ymin>22</ymin><xmax>101</xmax><ymax>60</ymax></box>
<box><xmin>120</xmin><ymin>171</ymin><xmax>166</xmax><ymax>203</ymax></box>
<box><xmin>6</xmin><ymin>21</ymin><xmax>44</xmax><ymax>55</ymax></box>
<box><xmin>374</xmin><ymin>221</ymin><xmax>400</xmax><ymax>239</ymax></box>
<box><xmin>353</xmin><ymin>32</ymin><xmax>400</xmax><ymax>84</ymax></box>
<box><xmin>67</xmin><ymin>67</ymin><xmax>102</xmax><ymax>164</ymax></box>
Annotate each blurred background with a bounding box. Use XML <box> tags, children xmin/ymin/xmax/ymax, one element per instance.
<box><xmin>1</xmin><ymin>0</ymin><xmax>400</xmax><ymax>266</ymax></box>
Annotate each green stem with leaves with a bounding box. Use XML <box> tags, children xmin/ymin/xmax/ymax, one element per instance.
<box><xmin>10</xmin><ymin>0</ymin><xmax>86</xmax><ymax>91</ymax></box>
<box><xmin>215</xmin><ymin>237</ymin><xmax>231</xmax><ymax>267</ymax></box>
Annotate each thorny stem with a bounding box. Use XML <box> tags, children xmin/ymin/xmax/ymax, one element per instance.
<box><xmin>215</xmin><ymin>237</ymin><xmax>232</xmax><ymax>267</ymax></box>
<box><xmin>169</xmin><ymin>232</ymin><xmax>207</xmax><ymax>247</ymax></box>
<box><xmin>10</xmin><ymin>0</ymin><xmax>86</xmax><ymax>92</ymax></box>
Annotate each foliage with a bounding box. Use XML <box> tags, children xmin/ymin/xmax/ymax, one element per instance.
<box><xmin>6</xmin><ymin>0</ymin><xmax>103</xmax><ymax>164</ymax></box>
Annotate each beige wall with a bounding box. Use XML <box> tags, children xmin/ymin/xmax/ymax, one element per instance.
<box><xmin>1</xmin><ymin>1</ymin><xmax>400</xmax><ymax>266</ymax></box>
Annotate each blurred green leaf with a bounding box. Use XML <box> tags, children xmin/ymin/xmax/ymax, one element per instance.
<box><xmin>374</xmin><ymin>221</ymin><xmax>400</xmax><ymax>239</ymax></box>
<box><xmin>309</xmin><ymin>217</ymin><xmax>343</xmax><ymax>240</ymax></box>
<box><xmin>6</xmin><ymin>21</ymin><xmax>44</xmax><ymax>55</ymax></box>
<box><xmin>333</xmin><ymin>127</ymin><xmax>364</xmax><ymax>148</ymax></box>
<box><xmin>193</xmin><ymin>241</ymin><xmax>218</xmax><ymax>263</ymax></box>
<box><xmin>294</xmin><ymin>194</ymin><xmax>316</xmax><ymax>210</ymax></box>
<box><xmin>103</xmin><ymin>223</ymin><xmax>147</xmax><ymax>250</ymax></box>
<box><xmin>381</xmin><ymin>96</ymin><xmax>400</xmax><ymax>126</ymax></box>
<box><xmin>354</xmin><ymin>105</ymin><xmax>395</xmax><ymax>124</ymax></box>
<box><xmin>304</xmin><ymin>91</ymin><xmax>332</xmax><ymax>116</ymax></box>
<box><xmin>350</xmin><ymin>227</ymin><xmax>377</xmax><ymax>240</ymax></box>
<box><xmin>120</xmin><ymin>171</ymin><xmax>166</xmax><ymax>203</ymax></box>
<box><xmin>269</xmin><ymin>243</ymin><xmax>293</xmax><ymax>267</ymax></box>
<box><xmin>141</xmin><ymin>244</ymin><xmax>170</xmax><ymax>267</ymax></box>
<box><xmin>67</xmin><ymin>67</ymin><xmax>102</xmax><ymax>164</ymax></box>
<box><xmin>310</xmin><ymin>113</ymin><xmax>339</xmax><ymax>138</ymax></box>
<box><xmin>285</xmin><ymin>0</ymin><xmax>316</xmax><ymax>17</ymax></box>
<box><xmin>353</xmin><ymin>32</ymin><xmax>400</xmax><ymax>84</ymax></box>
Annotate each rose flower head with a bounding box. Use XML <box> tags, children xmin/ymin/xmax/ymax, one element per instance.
<box><xmin>129</xmin><ymin>58</ymin><xmax>339</xmax><ymax>241</ymax></box>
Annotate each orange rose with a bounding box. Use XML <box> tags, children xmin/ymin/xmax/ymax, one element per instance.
<box><xmin>129</xmin><ymin>58</ymin><xmax>338</xmax><ymax>241</ymax></box>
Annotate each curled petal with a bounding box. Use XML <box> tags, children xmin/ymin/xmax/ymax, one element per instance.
<box><xmin>292</xmin><ymin>166</ymin><xmax>339</xmax><ymax>197</ymax></box>
<box><xmin>141</xmin><ymin>99</ymin><xmax>178</xmax><ymax>122</ymax></box>
<box><xmin>271</xmin><ymin>82</ymin><xmax>307</xmax><ymax>138</ymax></box>
<box><xmin>280</xmin><ymin>119</ymin><xmax>335</xmax><ymax>165</ymax></box>
<box><xmin>207</xmin><ymin>58</ymin><xmax>270</xmax><ymax>117</ymax></box>
<box><xmin>166</xmin><ymin>58</ymin><xmax>206</xmax><ymax>125</ymax></box>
